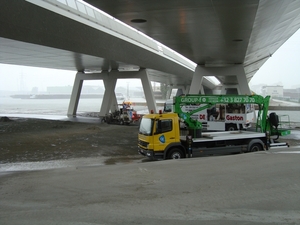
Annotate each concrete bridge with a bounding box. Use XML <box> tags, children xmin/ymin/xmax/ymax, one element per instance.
<box><xmin>1</xmin><ymin>0</ymin><xmax>300</xmax><ymax>116</ymax></box>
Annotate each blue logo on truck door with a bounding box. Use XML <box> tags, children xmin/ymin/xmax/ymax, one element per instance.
<box><xmin>159</xmin><ymin>135</ymin><xmax>165</xmax><ymax>143</ymax></box>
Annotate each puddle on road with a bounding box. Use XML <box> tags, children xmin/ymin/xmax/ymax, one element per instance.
<box><xmin>0</xmin><ymin>157</ymin><xmax>107</xmax><ymax>173</ymax></box>
<box><xmin>0</xmin><ymin>156</ymin><xmax>148</xmax><ymax>174</ymax></box>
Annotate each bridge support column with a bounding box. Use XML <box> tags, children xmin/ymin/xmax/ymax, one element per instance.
<box><xmin>100</xmin><ymin>73</ymin><xmax>118</xmax><ymax>116</ymax></box>
<box><xmin>189</xmin><ymin>66</ymin><xmax>204</xmax><ymax>94</ymax></box>
<box><xmin>221</xmin><ymin>66</ymin><xmax>251</xmax><ymax>95</ymax></box>
<box><xmin>68</xmin><ymin>72</ymin><xmax>84</xmax><ymax>117</ymax></box>
<box><xmin>176</xmin><ymin>85</ymin><xmax>190</xmax><ymax>96</ymax></box>
<box><xmin>189</xmin><ymin>65</ymin><xmax>251</xmax><ymax>95</ymax></box>
<box><xmin>237</xmin><ymin>71</ymin><xmax>251</xmax><ymax>95</ymax></box>
<box><xmin>220</xmin><ymin>84</ymin><xmax>239</xmax><ymax>94</ymax></box>
<box><xmin>68</xmin><ymin>71</ymin><xmax>111</xmax><ymax>117</ymax></box>
<box><xmin>164</xmin><ymin>85</ymin><xmax>189</xmax><ymax>99</ymax></box>
<box><xmin>140</xmin><ymin>69</ymin><xmax>157</xmax><ymax>113</ymax></box>
<box><xmin>68</xmin><ymin>69</ymin><xmax>158</xmax><ymax>116</ymax></box>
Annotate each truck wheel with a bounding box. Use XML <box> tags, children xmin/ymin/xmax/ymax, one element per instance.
<box><xmin>167</xmin><ymin>148</ymin><xmax>184</xmax><ymax>159</ymax></box>
<box><xmin>249</xmin><ymin>143</ymin><xmax>262</xmax><ymax>152</ymax></box>
<box><xmin>226</xmin><ymin>124</ymin><xmax>237</xmax><ymax>131</ymax></box>
<box><xmin>119</xmin><ymin>119</ymin><xmax>124</xmax><ymax>125</ymax></box>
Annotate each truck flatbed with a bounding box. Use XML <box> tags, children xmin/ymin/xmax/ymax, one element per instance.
<box><xmin>180</xmin><ymin>131</ymin><xmax>265</xmax><ymax>143</ymax></box>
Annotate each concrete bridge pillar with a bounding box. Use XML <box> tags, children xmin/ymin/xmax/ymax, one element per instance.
<box><xmin>140</xmin><ymin>69</ymin><xmax>157</xmax><ymax>113</ymax></box>
<box><xmin>67</xmin><ymin>71</ymin><xmax>116</xmax><ymax>117</ymax></box>
<box><xmin>100</xmin><ymin>72</ymin><xmax>118</xmax><ymax>116</ymax></box>
<box><xmin>67</xmin><ymin>72</ymin><xmax>84</xmax><ymax>117</ymax></box>
<box><xmin>176</xmin><ymin>85</ymin><xmax>190</xmax><ymax>96</ymax></box>
<box><xmin>237</xmin><ymin>70</ymin><xmax>251</xmax><ymax>95</ymax></box>
<box><xmin>189</xmin><ymin>66</ymin><xmax>204</xmax><ymax>94</ymax></box>
<box><xmin>68</xmin><ymin>69</ymin><xmax>158</xmax><ymax>117</ymax></box>
<box><xmin>189</xmin><ymin>65</ymin><xmax>251</xmax><ymax>95</ymax></box>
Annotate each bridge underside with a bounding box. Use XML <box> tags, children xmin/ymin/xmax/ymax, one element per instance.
<box><xmin>1</xmin><ymin>0</ymin><xmax>300</xmax><ymax>116</ymax></box>
<box><xmin>67</xmin><ymin>64</ymin><xmax>251</xmax><ymax>117</ymax></box>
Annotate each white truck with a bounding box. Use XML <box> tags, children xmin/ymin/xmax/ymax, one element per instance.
<box><xmin>164</xmin><ymin>98</ymin><xmax>256</xmax><ymax>131</ymax></box>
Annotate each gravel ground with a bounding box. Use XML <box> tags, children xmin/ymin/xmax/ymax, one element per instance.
<box><xmin>0</xmin><ymin>116</ymin><xmax>299</xmax><ymax>165</ymax></box>
<box><xmin>0</xmin><ymin>117</ymin><xmax>144</xmax><ymax>165</ymax></box>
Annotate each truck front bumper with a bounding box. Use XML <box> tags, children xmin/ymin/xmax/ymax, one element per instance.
<box><xmin>138</xmin><ymin>147</ymin><xmax>154</xmax><ymax>158</ymax></box>
<box><xmin>138</xmin><ymin>147</ymin><xmax>165</xmax><ymax>160</ymax></box>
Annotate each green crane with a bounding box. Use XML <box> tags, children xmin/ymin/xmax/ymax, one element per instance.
<box><xmin>173</xmin><ymin>94</ymin><xmax>290</xmax><ymax>136</ymax></box>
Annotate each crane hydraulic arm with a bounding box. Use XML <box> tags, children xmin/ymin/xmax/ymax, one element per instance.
<box><xmin>174</xmin><ymin>95</ymin><xmax>270</xmax><ymax>132</ymax></box>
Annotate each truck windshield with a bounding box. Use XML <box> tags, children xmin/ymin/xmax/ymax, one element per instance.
<box><xmin>139</xmin><ymin>117</ymin><xmax>153</xmax><ymax>135</ymax></box>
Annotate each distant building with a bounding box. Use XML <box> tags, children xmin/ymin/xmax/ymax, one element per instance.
<box><xmin>283</xmin><ymin>88</ymin><xmax>300</xmax><ymax>100</ymax></box>
<box><xmin>261</xmin><ymin>85</ymin><xmax>283</xmax><ymax>97</ymax></box>
<box><xmin>261</xmin><ymin>86</ymin><xmax>300</xmax><ymax>102</ymax></box>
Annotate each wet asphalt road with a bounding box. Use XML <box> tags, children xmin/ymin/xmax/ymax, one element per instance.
<box><xmin>1</xmin><ymin>114</ymin><xmax>299</xmax><ymax>224</ymax></box>
<box><xmin>1</xmin><ymin>146</ymin><xmax>300</xmax><ymax>225</ymax></box>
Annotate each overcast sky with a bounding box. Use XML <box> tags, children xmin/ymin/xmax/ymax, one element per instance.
<box><xmin>0</xmin><ymin>29</ymin><xmax>299</xmax><ymax>92</ymax></box>
<box><xmin>249</xmin><ymin>28</ymin><xmax>300</xmax><ymax>88</ymax></box>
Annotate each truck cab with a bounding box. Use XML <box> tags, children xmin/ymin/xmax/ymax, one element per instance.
<box><xmin>138</xmin><ymin>112</ymin><xmax>183</xmax><ymax>159</ymax></box>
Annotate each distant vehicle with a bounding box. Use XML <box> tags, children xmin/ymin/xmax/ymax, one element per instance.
<box><xmin>103</xmin><ymin>101</ymin><xmax>141</xmax><ymax>125</ymax></box>
<box><xmin>104</xmin><ymin>109</ymin><xmax>132</xmax><ymax>125</ymax></box>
